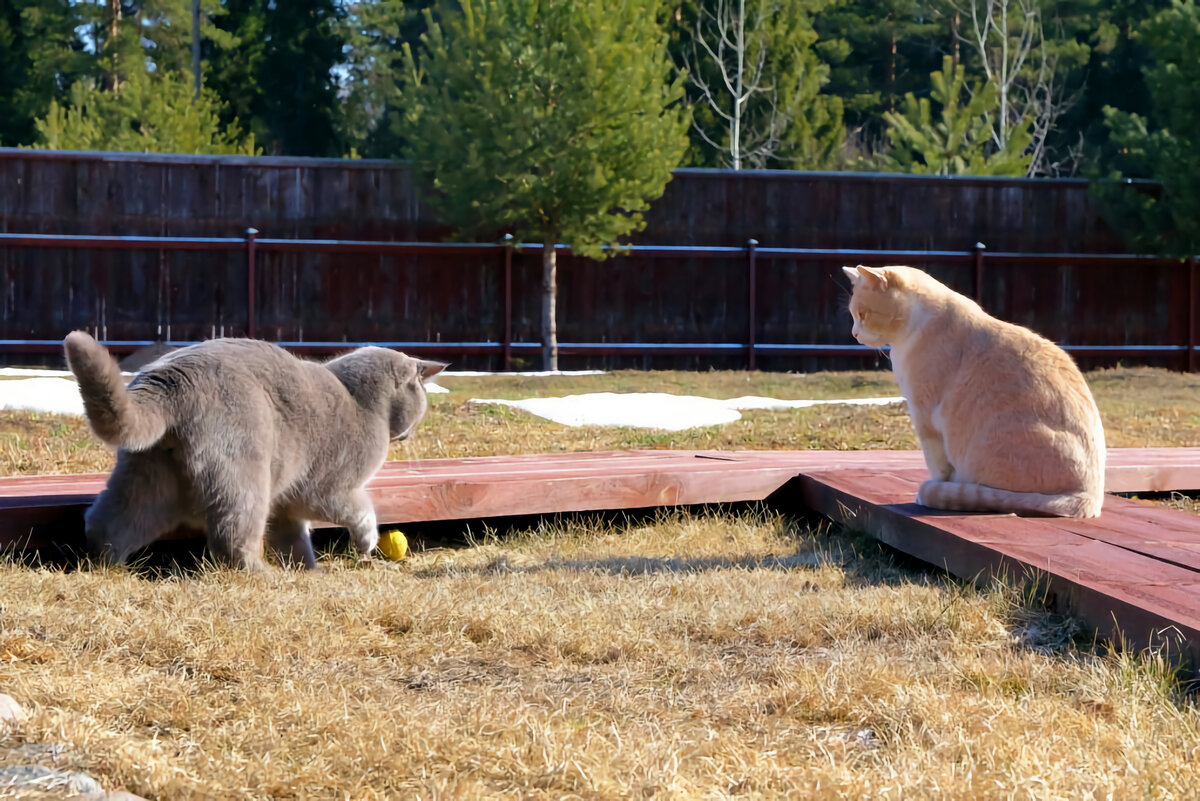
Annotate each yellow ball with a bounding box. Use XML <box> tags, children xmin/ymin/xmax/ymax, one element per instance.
<box><xmin>377</xmin><ymin>529</ymin><xmax>409</xmax><ymax>561</ymax></box>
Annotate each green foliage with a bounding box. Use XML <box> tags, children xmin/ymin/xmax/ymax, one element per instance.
<box><xmin>339</xmin><ymin>0</ymin><xmax>438</xmax><ymax>157</ymax></box>
<box><xmin>678</xmin><ymin>0</ymin><xmax>846</xmax><ymax>169</ymax></box>
<box><xmin>880</xmin><ymin>56</ymin><xmax>1032</xmax><ymax>176</ymax></box>
<box><xmin>206</xmin><ymin>0</ymin><xmax>347</xmax><ymax>156</ymax></box>
<box><xmin>1029</xmin><ymin>0</ymin><xmax>1147</xmax><ymax>170</ymax></box>
<box><xmin>401</xmin><ymin>0</ymin><xmax>690</xmax><ymax>255</ymax></box>
<box><xmin>0</xmin><ymin>0</ymin><xmax>88</xmax><ymax>146</ymax></box>
<box><xmin>813</xmin><ymin>0</ymin><xmax>947</xmax><ymax>153</ymax></box>
<box><xmin>0</xmin><ymin>0</ymin><xmax>1185</xmax><ymax>182</ymax></box>
<box><xmin>34</xmin><ymin>71</ymin><xmax>258</xmax><ymax>155</ymax></box>
<box><xmin>1103</xmin><ymin>0</ymin><xmax>1200</xmax><ymax>255</ymax></box>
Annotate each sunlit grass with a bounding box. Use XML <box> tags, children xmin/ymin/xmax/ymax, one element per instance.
<box><xmin>0</xmin><ymin>367</ymin><xmax>1198</xmax><ymax>797</ymax></box>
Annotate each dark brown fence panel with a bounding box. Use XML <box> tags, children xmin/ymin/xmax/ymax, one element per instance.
<box><xmin>0</xmin><ymin>236</ymin><xmax>1190</xmax><ymax>372</ymax></box>
<box><xmin>0</xmin><ymin>148</ymin><xmax>1178</xmax><ymax>372</ymax></box>
<box><xmin>1</xmin><ymin>149</ymin><xmax>1130</xmax><ymax>251</ymax></box>
<box><xmin>643</xmin><ymin>170</ymin><xmax>1127</xmax><ymax>252</ymax></box>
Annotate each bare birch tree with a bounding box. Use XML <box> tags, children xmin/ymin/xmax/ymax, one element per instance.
<box><xmin>949</xmin><ymin>0</ymin><xmax>1078</xmax><ymax>175</ymax></box>
<box><xmin>685</xmin><ymin>0</ymin><xmax>777</xmax><ymax>168</ymax></box>
<box><xmin>681</xmin><ymin>0</ymin><xmax>843</xmax><ymax>169</ymax></box>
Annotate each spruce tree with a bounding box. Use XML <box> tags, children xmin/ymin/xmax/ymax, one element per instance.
<box><xmin>402</xmin><ymin>0</ymin><xmax>690</xmax><ymax>370</ymax></box>
<box><xmin>1103</xmin><ymin>0</ymin><xmax>1200</xmax><ymax>255</ymax></box>
<box><xmin>813</xmin><ymin>0</ymin><xmax>946</xmax><ymax>155</ymax></box>
<box><xmin>206</xmin><ymin>0</ymin><xmax>346</xmax><ymax>156</ymax></box>
<box><xmin>35</xmin><ymin>70</ymin><xmax>258</xmax><ymax>155</ymax></box>
<box><xmin>0</xmin><ymin>0</ymin><xmax>87</xmax><ymax>145</ymax></box>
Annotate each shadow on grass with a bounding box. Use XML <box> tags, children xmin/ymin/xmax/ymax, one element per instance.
<box><xmin>409</xmin><ymin>548</ymin><xmax>832</xmax><ymax>579</ymax></box>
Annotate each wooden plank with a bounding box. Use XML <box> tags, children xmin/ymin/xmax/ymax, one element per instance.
<box><xmin>821</xmin><ymin>467</ymin><xmax>1200</xmax><ymax>573</ymax></box>
<box><xmin>4</xmin><ymin>447</ymin><xmax>1200</xmax><ymax>553</ymax></box>
<box><xmin>0</xmin><ymin>449</ymin><xmax>871</xmax><ymax>547</ymax></box>
<box><xmin>794</xmin><ymin>468</ymin><xmax>1200</xmax><ymax>668</ymax></box>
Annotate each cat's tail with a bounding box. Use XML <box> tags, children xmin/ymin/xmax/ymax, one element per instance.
<box><xmin>917</xmin><ymin>480</ymin><xmax>1103</xmax><ymax>518</ymax></box>
<box><xmin>64</xmin><ymin>331</ymin><xmax>168</xmax><ymax>451</ymax></box>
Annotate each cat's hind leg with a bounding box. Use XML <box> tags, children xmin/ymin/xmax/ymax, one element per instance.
<box><xmin>316</xmin><ymin>489</ymin><xmax>379</xmax><ymax>556</ymax></box>
<box><xmin>198</xmin><ymin>462</ymin><xmax>272</xmax><ymax>571</ymax></box>
<box><xmin>85</xmin><ymin>448</ymin><xmax>190</xmax><ymax>565</ymax></box>
<box><xmin>266</xmin><ymin>515</ymin><xmax>319</xmax><ymax>570</ymax></box>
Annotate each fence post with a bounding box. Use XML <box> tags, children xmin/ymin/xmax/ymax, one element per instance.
<box><xmin>1190</xmin><ymin>256</ymin><xmax>1197</xmax><ymax>372</ymax></box>
<box><xmin>747</xmin><ymin>238</ymin><xmax>758</xmax><ymax>371</ymax></box>
<box><xmin>245</xmin><ymin>227</ymin><xmax>258</xmax><ymax>339</ymax></box>
<box><xmin>503</xmin><ymin>233</ymin><xmax>514</xmax><ymax>371</ymax></box>
<box><xmin>973</xmin><ymin>241</ymin><xmax>986</xmax><ymax>305</ymax></box>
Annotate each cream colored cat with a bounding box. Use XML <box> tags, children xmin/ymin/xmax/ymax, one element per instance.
<box><xmin>842</xmin><ymin>265</ymin><xmax>1105</xmax><ymax>518</ymax></box>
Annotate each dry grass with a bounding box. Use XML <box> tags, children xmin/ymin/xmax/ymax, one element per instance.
<box><xmin>1</xmin><ymin>512</ymin><xmax>1198</xmax><ymax>799</ymax></box>
<box><xmin>5</xmin><ymin>365</ymin><xmax>1200</xmax><ymax>476</ymax></box>
<box><xmin>0</xmin><ymin>366</ymin><xmax>1199</xmax><ymax>797</ymax></box>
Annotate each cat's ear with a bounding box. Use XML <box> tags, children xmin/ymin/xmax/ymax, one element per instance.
<box><xmin>855</xmin><ymin>265</ymin><xmax>889</xmax><ymax>290</ymax></box>
<box><xmin>416</xmin><ymin>359</ymin><xmax>448</xmax><ymax>379</ymax></box>
<box><xmin>841</xmin><ymin>265</ymin><xmax>860</xmax><ymax>285</ymax></box>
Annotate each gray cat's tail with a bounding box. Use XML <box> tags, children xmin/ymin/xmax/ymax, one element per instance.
<box><xmin>64</xmin><ymin>331</ymin><xmax>168</xmax><ymax>451</ymax></box>
<box><xmin>917</xmin><ymin>480</ymin><xmax>1103</xmax><ymax>518</ymax></box>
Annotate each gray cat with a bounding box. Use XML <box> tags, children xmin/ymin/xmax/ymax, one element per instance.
<box><xmin>64</xmin><ymin>332</ymin><xmax>445</xmax><ymax>571</ymax></box>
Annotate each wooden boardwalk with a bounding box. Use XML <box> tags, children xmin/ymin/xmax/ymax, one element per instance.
<box><xmin>797</xmin><ymin>467</ymin><xmax>1200</xmax><ymax>667</ymax></box>
<box><xmin>5</xmin><ymin>447</ymin><xmax>1200</xmax><ymax>665</ymax></box>
<box><xmin>4</xmin><ymin>448</ymin><xmax>1200</xmax><ymax>540</ymax></box>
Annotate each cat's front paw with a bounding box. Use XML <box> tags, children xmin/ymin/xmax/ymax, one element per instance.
<box><xmin>351</xmin><ymin>527</ymin><xmax>379</xmax><ymax>556</ymax></box>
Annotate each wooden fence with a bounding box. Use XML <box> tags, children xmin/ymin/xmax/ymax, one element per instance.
<box><xmin>0</xmin><ymin>232</ymin><xmax>1189</xmax><ymax>373</ymax></box>
<box><xmin>0</xmin><ymin>148</ymin><xmax>1177</xmax><ymax>372</ymax></box>
<box><xmin>0</xmin><ymin>147</ymin><xmax>1131</xmax><ymax>250</ymax></box>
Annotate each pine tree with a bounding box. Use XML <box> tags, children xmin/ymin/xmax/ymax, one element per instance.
<box><xmin>206</xmin><ymin>0</ymin><xmax>347</xmax><ymax>156</ymax></box>
<box><xmin>402</xmin><ymin>0</ymin><xmax>690</xmax><ymax>369</ymax></box>
<box><xmin>880</xmin><ymin>55</ymin><xmax>1032</xmax><ymax>175</ymax></box>
<box><xmin>338</xmin><ymin>0</ymin><xmax>438</xmax><ymax>157</ymax></box>
<box><xmin>1066</xmin><ymin>0</ymin><xmax>1168</xmax><ymax>171</ymax></box>
<box><xmin>813</xmin><ymin>0</ymin><xmax>947</xmax><ymax>157</ymax></box>
<box><xmin>34</xmin><ymin>70</ymin><xmax>258</xmax><ymax>155</ymax></box>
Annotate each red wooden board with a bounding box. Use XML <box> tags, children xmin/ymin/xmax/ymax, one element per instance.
<box><xmin>4</xmin><ymin>448</ymin><xmax>1200</xmax><ymax>548</ymax></box>
<box><xmin>795</xmin><ymin>467</ymin><xmax>1200</xmax><ymax>667</ymax></box>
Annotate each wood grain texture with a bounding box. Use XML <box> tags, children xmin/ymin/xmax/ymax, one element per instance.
<box><xmin>2</xmin><ymin>447</ymin><xmax>1200</xmax><ymax>546</ymax></box>
<box><xmin>0</xmin><ymin>150</ymin><xmax>1154</xmax><ymax>372</ymax></box>
<box><xmin>795</xmin><ymin>467</ymin><xmax>1200</xmax><ymax>668</ymax></box>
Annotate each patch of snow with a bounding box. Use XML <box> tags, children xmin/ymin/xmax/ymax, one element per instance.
<box><xmin>442</xmin><ymin>370</ymin><xmax>605</xmax><ymax>377</ymax></box>
<box><xmin>0</xmin><ymin>367</ymin><xmax>136</xmax><ymax>378</ymax></box>
<box><xmin>424</xmin><ymin>382</ymin><xmax>449</xmax><ymax>394</ymax></box>
<box><xmin>0</xmin><ymin>367</ymin><xmax>73</xmax><ymax>378</ymax></box>
<box><xmin>723</xmin><ymin>395</ymin><xmax>904</xmax><ymax>411</ymax></box>
<box><xmin>469</xmin><ymin>392</ymin><xmax>905</xmax><ymax>430</ymax></box>
<box><xmin>0</xmin><ymin>377</ymin><xmax>85</xmax><ymax>416</ymax></box>
<box><xmin>471</xmin><ymin>393</ymin><xmax>742</xmax><ymax>431</ymax></box>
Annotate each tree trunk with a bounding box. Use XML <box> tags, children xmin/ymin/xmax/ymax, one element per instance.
<box><xmin>104</xmin><ymin>0</ymin><xmax>122</xmax><ymax>92</ymax></box>
<box><xmin>952</xmin><ymin>13</ymin><xmax>960</xmax><ymax>68</ymax></box>
<box><xmin>192</xmin><ymin>0</ymin><xmax>202</xmax><ymax>100</ymax></box>
<box><xmin>541</xmin><ymin>236</ymin><xmax>558</xmax><ymax>371</ymax></box>
<box><xmin>886</xmin><ymin>13</ymin><xmax>896</xmax><ymax>111</ymax></box>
